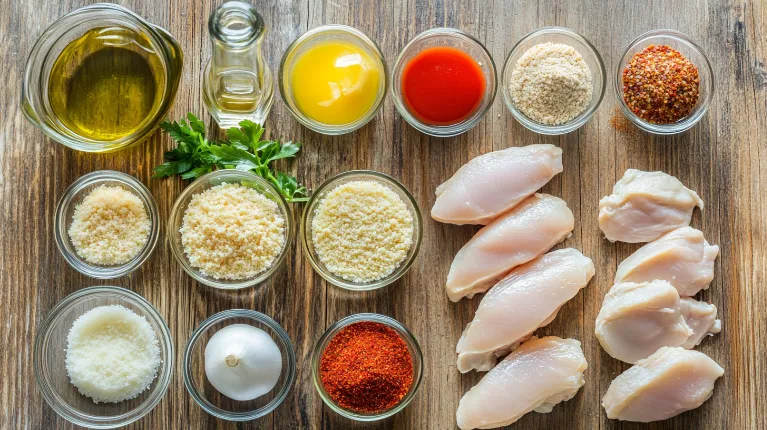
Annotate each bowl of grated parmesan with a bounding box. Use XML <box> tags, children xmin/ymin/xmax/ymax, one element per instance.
<box><xmin>34</xmin><ymin>286</ymin><xmax>174</xmax><ymax>428</ymax></box>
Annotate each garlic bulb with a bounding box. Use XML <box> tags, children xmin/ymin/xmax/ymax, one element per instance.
<box><xmin>204</xmin><ymin>324</ymin><xmax>282</xmax><ymax>401</ymax></box>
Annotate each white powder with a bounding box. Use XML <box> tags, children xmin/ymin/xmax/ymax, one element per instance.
<box><xmin>65</xmin><ymin>305</ymin><xmax>161</xmax><ymax>404</ymax></box>
<box><xmin>509</xmin><ymin>42</ymin><xmax>593</xmax><ymax>125</ymax></box>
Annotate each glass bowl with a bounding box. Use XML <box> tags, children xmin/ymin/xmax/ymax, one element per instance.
<box><xmin>168</xmin><ymin>170</ymin><xmax>293</xmax><ymax>290</ymax></box>
<box><xmin>391</xmin><ymin>28</ymin><xmax>497</xmax><ymax>137</ymax></box>
<box><xmin>54</xmin><ymin>170</ymin><xmax>160</xmax><ymax>279</ymax></box>
<box><xmin>21</xmin><ymin>3</ymin><xmax>183</xmax><ymax>152</ymax></box>
<box><xmin>183</xmin><ymin>309</ymin><xmax>296</xmax><ymax>421</ymax></box>
<box><xmin>501</xmin><ymin>26</ymin><xmax>606</xmax><ymax>135</ymax></box>
<box><xmin>301</xmin><ymin>170</ymin><xmax>423</xmax><ymax>290</ymax></box>
<box><xmin>615</xmin><ymin>29</ymin><xmax>714</xmax><ymax>135</ymax></box>
<box><xmin>279</xmin><ymin>25</ymin><xmax>387</xmax><ymax>135</ymax></box>
<box><xmin>311</xmin><ymin>313</ymin><xmax>423</xmax><ymax>421</ymax></box>
<box><xmin>34</xmin><ymin>286</ymin><xmax>174</xmax><ymax>429</ymax></box>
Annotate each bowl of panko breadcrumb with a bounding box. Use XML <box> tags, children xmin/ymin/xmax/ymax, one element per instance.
<box><xmin>301</xmin><ymin>170</ymin><xmax>422</xmax><ymax>290</ymax></box>
<box><xmin>168</xmin><ymin>170</ymin><xmax>293</xmax><ymax>290</ymax></box>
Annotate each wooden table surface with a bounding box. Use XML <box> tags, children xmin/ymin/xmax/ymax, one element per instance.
<box><xmin>3</xmin><ymin>0</ymin><xmax>766</xmax><ymax>429</ymax></box>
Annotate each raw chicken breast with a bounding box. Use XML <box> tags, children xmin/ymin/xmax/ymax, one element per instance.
<box><xmin>599</xmin><ymin>169</ymin><xmax>703</xmax><ymax>243</ymax></box>
<box><xmin>456</xmin><ymin>337</ymin><xmax>587</xmax><ymax>430</ymax></box>
<box><xmin>614</xmin><ymin>227</ymin><xmax>719</xmax><ymax>296</ymax></box>
<box><xmin>595</xmin><ymin>280</ymin><xmax>720</xmax><ymax>363</ymax></box>
<box><xmin>446</xmin><ymin>194</ymin><xmax>574</xmax><ymax>302</ymax></box>
<box><xmin>432</xmin><ymin>144</ymin><xmax>563</xmax><ymax>225</ymax></box>
<box><xmin>456</xmin><ymin>249</ymin><xmax>594</xmax><ymax>372</ymax></box>
<box><xmin>602</xmin><ymin>347</ymin><xmax>724</xmax><ymax>422</ymax></box>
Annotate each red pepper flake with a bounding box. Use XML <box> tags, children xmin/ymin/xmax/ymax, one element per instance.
<box><xmin>622</xmin><ymin>45</ymin><xmax>700</xmax><ymax>124</ymax></box>
<box><xmin>319</xmin><ymin>321</ymin><xmax>414</xmax><ymax>413</ymax></box>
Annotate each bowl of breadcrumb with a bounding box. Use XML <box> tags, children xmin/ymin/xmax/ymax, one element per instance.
<box><xmin>54</xmin><ymin>171</ymin><xmax>160</xmax><ymax>279</ymax></box>
<box><xmin>502</xmin><ymin>27</ymin><xmax>606</xmax><ymax>135</ymax></box>
<box><xmin>168</xmin><ymin>170</ymin><xmax>293</xmax><ymax>290</ymax></box>
<box><xmin>301</xmin><ymin>170</ymin><xmax>422</xmax><ymax>291</ymax></box>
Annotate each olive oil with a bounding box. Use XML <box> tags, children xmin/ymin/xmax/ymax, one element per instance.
<box><xmin>48</xmin><ymin>27</ymin><xmax>166</xmax><ymax>141</ymax></box>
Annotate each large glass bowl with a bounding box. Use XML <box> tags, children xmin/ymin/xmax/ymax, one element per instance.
<box><xmin>615</xmin><ymin>29</ymin><xmax>714</xmax><ymax>135</ymax></box>
<box><xmin>501</xmin><ymin>26</ymin><xmax>606</xmax><ymax>135</ymax></box>
<box><xmin>183</xmin><ymin>309</ymin><xmax>296</xmax><ymax>421</ymax></box>
<box><xmin>311</xmin><ymin>313</ymin><xmax>423</xmax><ymax>421</ymax></box>
<box><xmin>167</xmin><ymin>170</ymin><xmax>293</xmax><ymax>290</ymax></box>
<box><xmin>33</xmin><ymin>286</ymin><xmax>174</xmax><ymax>429</ymax></box>
<box><xmin>301</xmin><ymin>170</ymin><xmax>422</xmax><ymax>291</ymax></box>
<box><xmin>54</xmin><ymin>170</ymin><xmax>160</xmax><ymax>279</ymax></box>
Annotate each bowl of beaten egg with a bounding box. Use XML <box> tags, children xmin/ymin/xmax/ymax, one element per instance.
<box><xmin>301</xmin><ymin>170</ymin><xmax>422</xmax><ymax>290</ymax></box>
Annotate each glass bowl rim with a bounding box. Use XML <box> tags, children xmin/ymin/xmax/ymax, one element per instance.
<box><xmin>21</xmin><ymin>2</ymin><xmax>180</xmax><ymax>152</ymax></box>
<box><xmin>310</xmin><ymin>313</ymin><xmax>424</xmax><ymax>421</ymax></box>
<box><xmin>33</xmin><ymin>285</ymin><xmax>174</xmax><ymax>429</ymax></box>
<box><xmin>501</xmin><ymin>26</ymin><xmax>606</xmax><ymax>135</ymax></box>
<box><xmin>300</xmin><ymin>170</ymin><xmax>423</xmax><ymax>291</ymax></box>
<box><xmin>167</xmin><ymin>169</ymin><xmax>293</xmax><ymax>290</ymax></box>
<box><xmin>390</xmin><ymin>27</ymin><xmax>498</xmax><ymax>137</ymax></box>
<box><xmin>278</xmin><ymin>24</ymin><xmax>388</xmax><ymax>135</ymax></box>
<box><xmin>54</xmin><ymin>170</ymin><xmax>160</xmax><ymax>279</ymax></box>
<box><xmin>613</xmin><ymin>28</ymin><xmax>714</xmax><ymax>135</ymax></box>
<box><xmin>182</xmin><ymin>309</ymin><xmax>297</xmax><ymax>422</ymax></box>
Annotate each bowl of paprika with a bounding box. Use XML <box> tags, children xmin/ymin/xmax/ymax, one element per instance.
<box><xmin>311</xmin><ymin>313</ymin><xmax>423</xmax><ymax>421</ymax></box>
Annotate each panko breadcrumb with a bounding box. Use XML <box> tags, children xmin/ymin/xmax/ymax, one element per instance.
<box><xmin>68</xmin><ymin>185</ymin><xmax>150</xmax><ymax>265</ymax></box>
<box><xmin>311</xmin><ymin>180</ymin><xmax>414</xmax><ymax>283</ymax></box>
<box><xmin>180</xmin><ymin>183</ymin><xmax>285</xmax><ymax>280</ymax></box>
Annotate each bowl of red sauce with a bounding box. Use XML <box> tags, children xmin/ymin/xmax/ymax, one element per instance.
<box><xmin>311</xmin><ymin>313</ymin><xmax>423</xmax><ymax>421</ymax></box>
<box><xmin>391</xmin><ymin>28</ymin><xmax>497</xmax><ymax>137</ymax></box>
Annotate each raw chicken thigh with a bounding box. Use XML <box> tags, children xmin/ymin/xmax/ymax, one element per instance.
<box><xmin>432</xmin><ymin>144</ymin><xmax>563</xmax><ymax>225</ymax></box>
<box><xmin>602</xmin><ymin>347</ymin><xmax>723</xmax><ymax>422</ymax></box>
<box><xmin>446</xmin><ymin>194</ymin><xmax>574</xmax><ymax>301</ymax></box>
<box><xmin>599</xmin><ymin>169</ymin><xmax>703</xmax><ymax>243</ymax></box>
<box><xmin>614</xmin><ymin>227</ymin><xmax>719</xmax><ymax>296</ymax></box>
<box><xmin>456</xmin><ymin>337</ymin><xmax>587</xmax><ymax>430</ymax></box>
<box><xmin>456</xmin><ymin>249</ymin><xmax>594</xmax><ymax>372</ymax></box>
<box><xmin>595</xmin><ymin>280</ymin><xmax>720</xmax><ymax>363</ymax></box>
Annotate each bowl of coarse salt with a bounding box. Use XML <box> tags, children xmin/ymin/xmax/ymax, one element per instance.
<box><xmin>501</xmin><ymin>26</ymin><xmax>606</xmax><ymax>135</ymax></box>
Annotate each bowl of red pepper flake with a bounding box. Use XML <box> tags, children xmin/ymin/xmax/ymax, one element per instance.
<box><xmin>312</xmin><ymin>314</ymin><xmax>423</xmax><ymax>420</ymax></box>
<box><xmin>616</xmin><ymin>29</ymin><xmax>714</xmax><ymax>135</ymax></box>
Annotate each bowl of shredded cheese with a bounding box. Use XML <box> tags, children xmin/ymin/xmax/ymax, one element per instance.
<box><xmin>54</xmin><ymin>171</ymin><xmax>160</xmax><ymax>279</ymax></box>
<box><xmin>301</xmin><ymin>170</ymin><xmax>422</xmax><ymax>290</ymax></box>
<box><xmin>168</xmin><ymin>170</ymin><xmax>293</xmax><ymax>290</ymax></box>
<box><xmin>34</xmin><ymin>286</ymin><xmax>174</xmax><ymax>428</ymax></box>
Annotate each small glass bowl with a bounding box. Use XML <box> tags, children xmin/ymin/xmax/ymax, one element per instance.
<box><xmin>279</xmin><ymin>25</ymin><xmax>387</xmax><ymax>135</ymax></box>
<box><xmin>501</xmin><ymin>26</ymin><xmax>606</xmax><ymax>135</ymax></box>
<box><xmin>311</xmin><ymin>313</ymin><xmax>423</xmax><ymax>421</ymax></box>
<box><xmin>391</xmin><ymin>28</ymin><xmax>497</xmax><ymax>137</ymax></box>
<box><xmin>54</xmin><ymin>171</ymin><xmax>160</xmax><ymax>279</ymax></box>
<box><xmin>34</xmin><ymin>286</ymin><xmax>174</xmax><ymax>429</ymax></box>
<box><xmin>301</xmin><ymin>170</ymin><xmax>423</xmax><ymax>291</ymax></box>
<box><xmin>168</xmin><ymin>170</ymin><xmax>293</xmax><ymax>290</ymax></box>
<box><xmin>615</xmin><ymin>29</ymin><xmax>714</xmax><ymax>135</ymax></box>
<box><xmin>183</xmin><ymin>309</ymin><xmax>296</xmax><ymax>422</ymax></box>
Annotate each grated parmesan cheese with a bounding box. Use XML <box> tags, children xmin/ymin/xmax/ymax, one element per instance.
<box><xmin>65</xmin><ymin>305</ymin><xmax>161</xmax><ymax>404</ymax></box>
<box><xmin>180</xmin><ymin>183</ymin><xmax>285</xmax><ymax>280</ymax></box>
<box><xmin>68</xmin><ymin>185</ymin><xmax>150</xmax><ymax>266</ymax></box>
<box><xmin>311</xmin><ymin>180</ymin><xmax>414</xmax><ymax>283</ymax></box>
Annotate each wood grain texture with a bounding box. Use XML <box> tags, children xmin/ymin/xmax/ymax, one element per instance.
<box><xmin>2</xmin><ymin>0</ymin><xmax>766</xmax><ymax>429</ymax></box>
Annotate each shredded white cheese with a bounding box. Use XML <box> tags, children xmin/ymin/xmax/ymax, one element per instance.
<box><xmin>180</xmin><ymin>183</ymin><xmax>286</xmax><ymax>280</ymax></box>
<box><xmin>311</xmin><ymin>180</ymin><xmax>414</xmax><ymax>283</ymax></box>
<box><xmin>68</xmin><ymin>185</ymin><xmax>151</xmax><ymax>265</ymax></box>
<box><xmin>65</xmin><ymin>305</ymin><xmax>161</xmax><ymax>404</ymax></box>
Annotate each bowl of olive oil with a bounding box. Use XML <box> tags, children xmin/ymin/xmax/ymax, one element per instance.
<box><xmin>22</xmin><ymin>4</ymin><xmax>183</xmax><ymax>152</ymax></box>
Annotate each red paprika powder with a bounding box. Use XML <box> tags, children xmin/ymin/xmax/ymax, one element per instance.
<box><xmin>319</xmin><ymin>321</ymin><xmax>414</xmax><ymax>413</ymax></box>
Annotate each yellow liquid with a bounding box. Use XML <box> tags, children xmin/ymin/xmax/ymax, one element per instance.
<box><xmin>48</xmin><ymin>27</ymin><xmax>165</xmax><ymax>141</ymax></box>
<box><xmin>289</xmin><ymin>41</ymin><xmax>382</xmax><ymax>125</ymax></box>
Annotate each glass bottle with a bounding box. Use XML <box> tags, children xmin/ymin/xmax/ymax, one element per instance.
<box><xmin>203</xmin><ymin>1</ymin><xmax>274</xmax><ymax>127</ymax></box>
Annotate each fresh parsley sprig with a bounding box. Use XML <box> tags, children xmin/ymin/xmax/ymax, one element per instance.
<box><xmin>153</xmin><ymin>114</ymin><xmax>309</xmax><ymax>203</ymax></box>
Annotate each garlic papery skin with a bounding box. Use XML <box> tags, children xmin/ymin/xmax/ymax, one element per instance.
<box><xmin>204</xmin><ymin>324</ymin><xmax>282</xmax><ymax>401</ymax></box>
